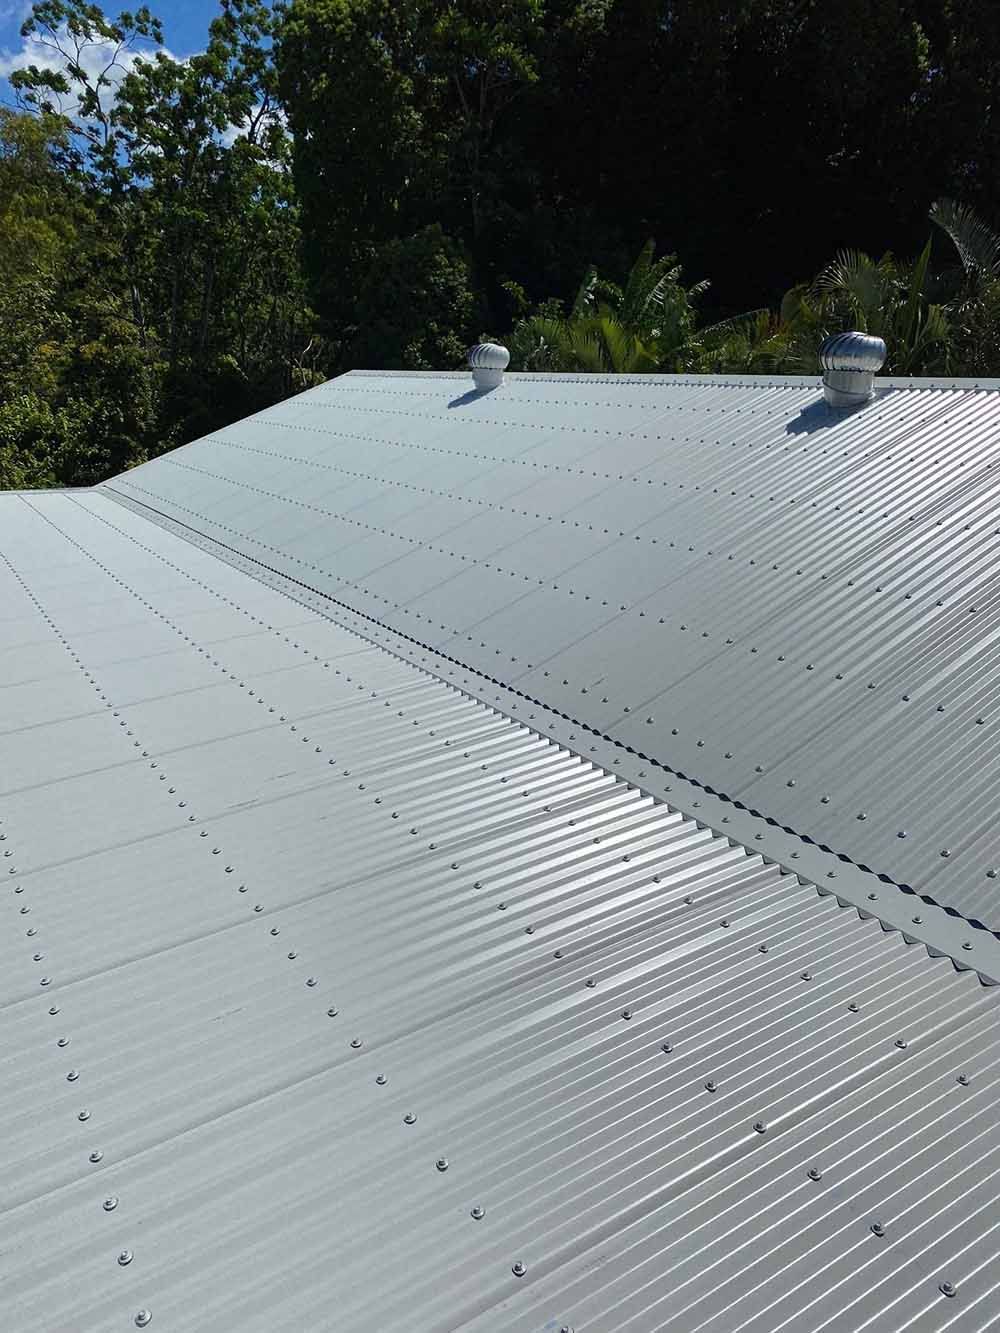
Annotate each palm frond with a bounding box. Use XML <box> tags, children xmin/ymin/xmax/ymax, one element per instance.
<box><xmin>930</xmin><ymin>198</ymin><xmax>1000</xmax><ymax>280</ymax></box>
<box><xmin>570</xmin><ymin>265</ymin><xmax>598</xmax><ymax>319</ymax></box>
<box><xmin>901</xmin><ymin>236</ymin><xmax>933</xmax><ymax>353</ymax></box>
<box><xmin>619</xmin><ymin>238</ymin><xmax>655</xmax><ymax>323</ymax></box>
<box><xmin>814</xmin><ymin>249</ymin><xmax>889</xmax><ymax>324</ymax></box>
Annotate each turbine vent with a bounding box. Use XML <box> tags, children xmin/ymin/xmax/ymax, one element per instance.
<box><xmin>819</xmin><ymin>331</ymin><xmax>887</xmax><ymax>408</ymax></box>
<box><xmin>468</xmin><ymin>343</ymin><xmax>510</xmax><ymax>390</ymax></box>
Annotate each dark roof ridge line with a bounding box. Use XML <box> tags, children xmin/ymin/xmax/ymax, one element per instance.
<box><xmin>99</xmin><ymin>484</ymin><xmax>1000</xmax><ymax>973</ymax></box>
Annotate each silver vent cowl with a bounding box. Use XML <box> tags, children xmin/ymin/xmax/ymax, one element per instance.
<box><xmin>819</xmin><ymin>331</ymin><xmax>887</xmax><ymax>408</ymax></box>
<box><xmin>468</xmin><ymin>342</ymin><xmax>510</xmax><ymax>390</ymax></box>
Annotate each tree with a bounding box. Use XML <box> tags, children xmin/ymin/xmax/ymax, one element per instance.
<box><xmin>275</xmin><ymin>0</ymin><xmax>614</xmax><ymax>336</ymax></box>
<box><xmin>928</xmin><ymin>198</ymin><xmax>1000</xmax><ymax>377</ymax></box>
<box><xmin>350</xmin><ymin>225</ymin><xmax>481</xmax><ymax>370</ymax></box>
<box><xmin>510</xmin><ymin>241</ymin><xmax>707</xmax><ymax>371</ymax></box>
<box><xmin>4</xmin><ymin>0</ymin><xmax>325</xmax><ymax>484</ymax></box>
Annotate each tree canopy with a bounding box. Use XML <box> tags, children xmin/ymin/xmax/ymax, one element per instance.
<box><xmin>2</xmin><ymin>0</ymin><xmax>999</xmax><ymax>487</ymax></box>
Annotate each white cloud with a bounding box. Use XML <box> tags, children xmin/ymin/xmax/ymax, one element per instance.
<box><xmin>0</xmin><ymin>24</ymin><xmax>178</xmax><ymax>103</ymax></box>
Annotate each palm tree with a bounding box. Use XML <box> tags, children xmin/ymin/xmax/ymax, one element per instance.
<box><xmin>509</xmin><ymin>240</ymin><xmax>708</xmax><ymax>373</ymax></box>
<box><xmin>928</xmin><ymin>198</ymin><xmax>1000</xmax><ymax>377</ymax></box>
<box><xmin>510</xmin><ymin>199</ymin><xmax>1000</xmax><ymax>379</ymax></box>
<box><xmin>799</xmin><ymin>241</ymin><xmax>950</xmax><ymax>374</ymax></box>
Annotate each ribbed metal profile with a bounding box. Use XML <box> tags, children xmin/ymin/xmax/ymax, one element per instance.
<box><xmin>819</xmin><ymin>330</ymin><xmax>887</xmax><ymax>373</ymax></box>
<box><xmin>467</xmin><ymin>342</ymin><xmax>511</xmax><ymax>371</ymax></box>
<box><xmin>1</xmin><ymin>489</ymin><xmax>998</xmax><ymax>1333</ymax></box>
<box><xmin>99</xmin><ymin>369</ymin><xmax>1000</xmax><ymax>929</ymax></box>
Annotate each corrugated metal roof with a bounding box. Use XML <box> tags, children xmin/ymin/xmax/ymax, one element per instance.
<box><xmin>2</xmin><ymin>485</ymin><xmax>1000</xmax><ymax>1331</ymax></box>
<box><xmin>98</xmin><ymin>370</ymin><xmax>1000</xmax><ymax>931</ymax></box>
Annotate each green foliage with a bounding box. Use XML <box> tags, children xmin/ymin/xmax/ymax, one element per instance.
<box><xmin>510</xmin><ymin>241</ymin><xmax>706</xmax><ymax>372</ymax></box>
<box><xmin>4</xmin><ymin>0</ymin><xmax>1000</xmax><ymax>494</ymax></box>
<box><xmin>2</xmin><ymin>1</ymin><xmax>323</xmax><ymax>489</ymax></box>
<box><xmin>275</xmin><ymin>0</ymin><xmax>613</xmax><ymax>333</ymax></box>
<box><xmin>350</xmin><ymin>226</ymin><xmax>480</xmax><ymax>370</ymax></box>
<box><xmin>510</xmin><ymin>202</ymin><xmax>1000</xmax><ymax>379</ymax></box>
<box><xmin>928</xmin><ymin>199</ymin><xmax>1000</xmax><ymax>376</ymax></box>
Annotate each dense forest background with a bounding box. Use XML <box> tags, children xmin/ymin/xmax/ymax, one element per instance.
<box><xmin>2</xmin><ymin>0</ymin><xmax>1000</xmax><ymax>488</ymax></box>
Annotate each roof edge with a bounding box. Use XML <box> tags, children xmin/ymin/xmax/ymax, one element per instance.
<box><xmin>342</xmin><ymin>369</ymin><xmax>1000</xmax><ymax>392</ymax></box>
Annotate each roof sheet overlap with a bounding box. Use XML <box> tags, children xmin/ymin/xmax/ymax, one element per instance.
<box><xmin>3</xmin><ymin>364</ymin><xmax>1000</xmax><ymax>1331</ymax></box>
<box><xmin>103</xmin><ymin>371</ymin><xmax>1000</xmax><ymax>927</ymax></box>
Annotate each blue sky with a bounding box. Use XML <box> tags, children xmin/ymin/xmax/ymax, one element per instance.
<box><xmin>0</xmin><ymin>0</ymin><xmax>220</xmax><ymax>110</ymax></box>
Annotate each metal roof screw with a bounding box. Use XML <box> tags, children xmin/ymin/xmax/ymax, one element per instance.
<box><xmin>848</xmin><ymin>1001</ymin><xmax>860</xmax><ymax>1012</ymax></box>
<box><xmin>375</xmin><ymin>1074</ymin><xmax>387</xmax><ymax>1085</ymax></box>
<box><xmin>553</xmin><ymin>949</ymin><xmax>563</xmax><ymax>959</ymax></box>
<box><xmin>49</xmin><ymin>1005</ymin><xmax>59</xmax><ymax>1015</ymax></box>
<box><xmin>622</xmin><ymin>1009</ymin><xmax>633</xmax><ymax>1020</ymax></box>
<box><xmin>471</xmin><ymin>1205</ymin><xmax>485</xmax><ymax>1220</ymax></box>
<box><xmin>118</xmin><ymin>1250</ymin><xmax>134</xmax><ymax>1266</ymax></box>
<box><xmin>661</xmin><ymin>1042</ymin><xmax>673</xmax><ymax>1053</ymax></box>
<box><xmin>807</xmin><ymin>1167</ymin><xmax>823</xmax><ymax>1181</ymax></box>
<box><xmin>870</xmin><ymin>1222</ymin><xmax>885</xmax><ymax>1237</ymax></box>
<box><xmin>719</xmin><ymin>918</ymin><xmax>730</xmax><ymax>928</ymax></box>
<box><xmin>868</xmin><ymin>892</ymin><xmax>879</xmax><ymax>901</ymax></box>
<box><xmin>66</xmin><ymin>1070</ymin><xmax>79</xmax><ymax>1082</ymax></box>
<box><xmin>856</xmin><ymin>811</ymin><xmax>867</xmax><ymax>821</ymax></box>
<box><xmin>40</xmin><ymin>977</ymin><xmax>51</xmax><ymax>986</ymax></box>
<box><xmin>512</xmin><ymin>1262</ymin><xmax>527</xmax><ymax>1278</ymax></box>
<box><xmin>306</xmin><ymin>977</ymin><xmax>317</xmax><ymax>986</ymax></box>
<box><xmin>403</xmin><ymin>1113</ymin><xmax>417</xmax><ymax>1125</ymax></box>
<box><xmin>940</xmin><ymin>848</ymin><xmax>951</xmax><ymax>857</ymax></box>
<box><xmin>801</xmin><ymin>971</ymin><xmax>813</xmax><ymax>981</ymax></box>
<box><xmin>287</xmin><ymin>951</ymin><xmax>297</xmax><ymax>959</ymax></box>
<box><xmin>497</xmin><ymin>902</ymin><xmax>506</xmax><ymax>910</ymax></box>
<box><xmin>270</xmin><ymin>928</ymin><xmax>279</xmax><ymax>936</ymax></box>
<box><xmin>89</xmin><ymin>1149</ymin><xmax>103</xmax><ymax>1163</ymax></box>
<box><xmin>758</xmin><ymin>944</ymin><xmax>769</xmax><ymax>953</ymax></box>
<box><xmin>327</xmin><ymin>1007</ymin><xmax>338</xmax><ymax>1017</ymax></box>
<box><xmin>436</xmin><ymin>1158</ymin><xmax>449</xmax><ymax>1172</ymax></box>
<box><xmin>524</xmin><ymin>925</ymin><xmax>534</xmax><ymax>934</ymax></box>
<box><xmin>585</xmin><ymin>978</ymin><xmax>597</xmax><ymax>988</ymax></box>
<box><xmin>957</xmin><ymin>1073</ymin><xmax>971</xmax><ymax>1086</ymax></box>
<box><xmin>939</xmin><ymin>1282</ymin><xmax>957</xmax><ymax>1299</ymax></box>
<box><xmin>961</xmin><ymin>941</ymin><xmax>973</xmax><ymax>951</ymax></box>
<box><xmin>895</xmin><ymin>1038</ymin><xmax>908</xmax><ymax>1050</ymax></box>
<box><xmin>135</xmin><ymin>1311</ymin><xmax>152</xmax><ymax>1328</ymax></box>
<box><xmin>103</xmin><ymin>1196</ymin><xmax>119</xmax><ymax>1212</ymax></box>
<box><xmin>350</xmin><ymin>1038</ymin><xmax>363</xmax><ymax>1049</ymax></box>
<box><xmin>704</xmin><ymin>1079</ymin><xmax>717</xmax><ymax>1092</ymax></box>
<box><xmin>988</xmin><ymin>869</ymin><xmax>998</xmax><ymax>879</ymax></box>
<box><xmin>753</xmin><ymin>1120</ymin><xmax>767</xmax><ymax>1134</ymax></box>
<box><xmin>57</xmin><ymin>1037</ymin><xmax>69</xmax><ymax>1047</ymax></box>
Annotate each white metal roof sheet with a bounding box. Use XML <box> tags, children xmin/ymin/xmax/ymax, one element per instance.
<box><xmin>100</xmin><ymin>370</ymin><xmax>1000</xmax><ymax>928</ymax></box>
<box><xmin>2</xmin><ymin>487</ymin><xmax>999</xmax><ymax>1331</ymax></box>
